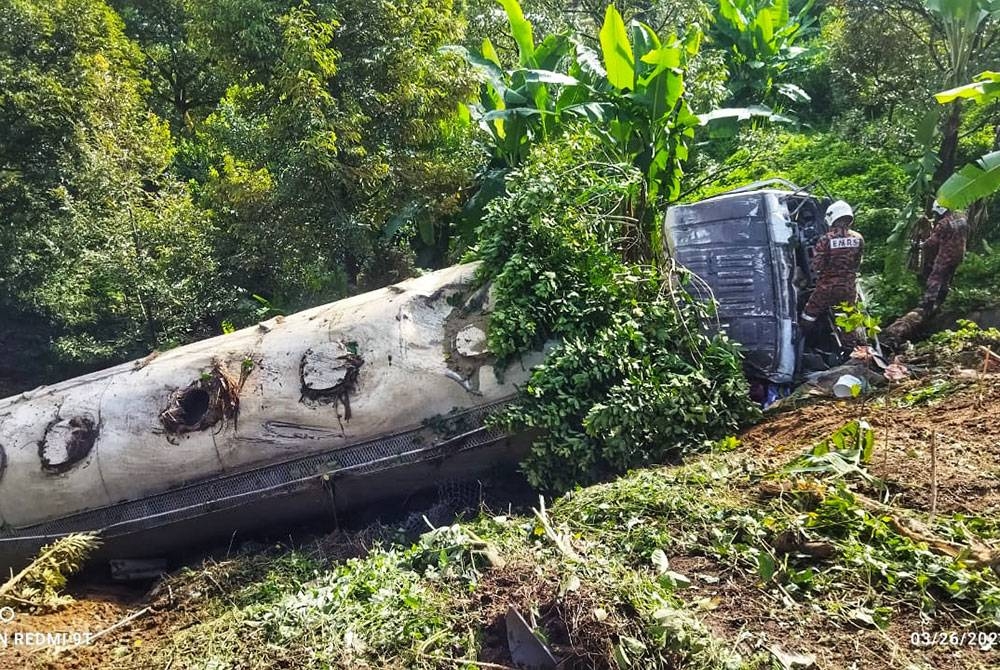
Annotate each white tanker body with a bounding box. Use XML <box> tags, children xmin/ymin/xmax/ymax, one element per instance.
<box><xmin>0</xmin><ymin>264</ymin><xmax>537</xmax><ymax>569</ymax></box>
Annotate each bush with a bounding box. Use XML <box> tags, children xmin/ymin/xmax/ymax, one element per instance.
<box><xmin>475</xmin><ymin>131</ymin><xmax>760</xmax><ymax>491</ymax></box>
<box><xmin>944</xmin><ymin>248</ymin><xmax>1000</xmax><ymax>315</ymax></box>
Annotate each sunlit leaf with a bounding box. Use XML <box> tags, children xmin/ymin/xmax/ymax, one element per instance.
<box><xmin>937</xmin><ymin>149</ymin><xmax>1000</xmax><ymax>209</ymax></box>
<box><xmin>497</xmin><ymin>0</ymin><xmax>535</xmax><ymax>66</ymax></box>
<box><xmin>599</xmin><ymin>4</ymin><xmax>635</xmax><ymax>90</ymax></box>
<box><xmin>935</xmin><ymin>70</ymin><xmax>1000</xmax><ymax>104</ymax></box>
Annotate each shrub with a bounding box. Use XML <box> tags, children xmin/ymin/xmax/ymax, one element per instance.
<box><xmin>475</xmin><ymin>131</ymin><xmax>760</xmax><ymax>491</ymax></box>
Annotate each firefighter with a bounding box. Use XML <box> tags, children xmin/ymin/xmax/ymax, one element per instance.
<box><xmin>920</xmin><ymin>200</ymin><xmax>968</xmax><ymax>312</ymax></box>
<box><xmin>801</xmin><ymin>200</ymin><xmax>864</xmax><ymax>333</ymax></box>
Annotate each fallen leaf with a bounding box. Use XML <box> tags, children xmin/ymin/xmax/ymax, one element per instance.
<box><xmin>769</xmin><ymin>644</ymin><xmax>817</xmax><ymax>669</ymax></box>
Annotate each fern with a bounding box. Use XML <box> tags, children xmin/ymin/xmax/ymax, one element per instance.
<box><xmin>0</xmin><ymin>533</ymin><xmax>101</xmax><ymax>610</ymax></box>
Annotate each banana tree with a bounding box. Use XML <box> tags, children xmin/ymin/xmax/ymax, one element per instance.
<box><xmin>920</xmin><ymin>0</ymin><xmax>1000</xmax><ymax>184</ymax></box>
<box><xmin>710</xmin><ymin>0</ymin><xmax>817</xmax><ymax>106</ymax></box>
<box><xmin>524</xmin><ymin>4</ymin><xmax>704</xmax><ymax>256</ymax></box>
<box><xmin>446</xmin><ymin>0</ymin><xmax>573</xmax><ymax>169</ymax></box>
<box><xmin>577</xmin><ymin>6</ymin><xmax>702</xmax><ymax>213</ymax></box>
<box><xmin>876</xmin><ymin>0</ymin><xmax>1000</xmax><ymax>249</ymax></box>
<box><xmin>442</xmin><ymin>0</ymin><xmax>574</xmax><ymax>243</ymax></box>
<box><xmin>934</xmin><ymin>70</ymin><xmax>1000</xmax><ymax>209</ymax></box>
<box><xmin>452</xmin><ymin>1</ymin><xmax>703</xmax><ymax>259</ymax></box>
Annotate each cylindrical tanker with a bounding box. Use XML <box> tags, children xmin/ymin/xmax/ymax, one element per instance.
<box><xmin>0</xmin><ymin>263</ymin><xmax>538</xmax><ymax>569</ymax></box>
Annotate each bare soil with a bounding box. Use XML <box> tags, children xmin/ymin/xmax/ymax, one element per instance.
<box><xmin>741</xmin><ymin>374</ymin><xmax>1000</xmax><ymax>517</ymax></box>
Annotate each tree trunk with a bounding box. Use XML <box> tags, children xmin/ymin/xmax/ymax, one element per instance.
<box><xmin>933</xmin><ymin>101</ymin><xmax>962</xmax><ymax>189</ymax></box>
<box><xmin>0</xmin><ymin>263</ymin><xmax>537</xmax><ymax>568</ymax></box>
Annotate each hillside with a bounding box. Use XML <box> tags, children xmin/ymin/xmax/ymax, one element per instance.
<box><xmin>8</xmin><ymin>337</ymin><xmax>999</xmax><ymax>670</ymax></box>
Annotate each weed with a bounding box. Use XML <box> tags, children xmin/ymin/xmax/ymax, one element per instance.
<box><xmin>927</xmin><ymin>319</ymin><xmax>1000</xmax><ymax>354</ymax></box>
<box><xmin>0</xmin><ymin>533</ymin><xmax>100</xmax><ymax>611</ymax></box>
<box><xmin>897</xmin><ymin>378</ymin><xmax>958</xmax><ymax>407</ymax></box>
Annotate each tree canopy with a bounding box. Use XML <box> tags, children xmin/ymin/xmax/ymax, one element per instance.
<box><xmin>4</xmin><ymin>0</ymin><xmax>1000</xmax><ymax>394</ymax></box>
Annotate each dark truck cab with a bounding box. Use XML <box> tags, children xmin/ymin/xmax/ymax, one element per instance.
<box><xmin>664</xmin><ymin>180</ymin><xmax>838</xmax><ymax>385</ymax></box>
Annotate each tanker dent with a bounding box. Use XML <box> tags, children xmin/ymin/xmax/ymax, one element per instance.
<box><xmin>299</xmin><ymin>341</ymin><xmax>364</xmax><ymax>420</ymax></box>
<box><xmin>39</xmin><ymin>415</ymin><xmax>97</xmax><ymax>473</ymax></box>
<box><xmin>160</xmin><ymin>364</ymin><xmax>240</xmax><ymax>436</ymax></box>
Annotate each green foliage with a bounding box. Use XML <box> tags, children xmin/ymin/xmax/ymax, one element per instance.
<box><xmin>476</xmin><ymin>132</ymin><xmax>759</xmax><ymax>491</ymax></box>
<box><xmin>709</xmin><ymin>0</ymin><xmax>818</xmax><ymax>106</ymax></box>
<box><xmin>822</xmin><ymin>1</ymin><xmax>1000</xmax><ymax>250</ymax></box>
<box><xmin>110</xmin><ymin>441</ymin><xmax>1000</xmax><ymax>668</ymax></box>
<box><xmin>833</xmin><ymin>302</ymin><xmax>881</xmax><ymax>340</ymax></box>
<box><xmin>937</xmin><ymin>149</ymin><xmax>1000</xmax><ymax>209</ymax></box>
<box><xmin>897</xmin><ymin>377</ymin><xmax>958</xmax><ymax>407</ymax></box>
<box><xmin>0</xmin><ymin>533</ymin><xmax>101</xmax><ymax>611</ymax></box>
<box><xmin>558</xmin><ymin>447</ymin><xmax>1000</xmax><ymax>628</ymax></box>
<box><xmin>584</xmin><ymin>9</ymin><xmax>703</xmax><ymax>214</ymax></box>
<box><xmin>1</xmin><ymin>0</ymin><xmax>478</xmax><ymax>384</ymax></box>
<box><xmin>456</xmin><ymin>2</ymin><xmax>701</xmax><ymax>251</ymax></box>
<box><xmin>0</xmin><ymin>0</ymin><xmax>225</xmax><ymax>363</ymax></box>
<box><xmin>186</xmin><ymin>0</ymin><xmax>476</xmax><ymax>309</ymax></box>
<box><xmin>943</xmin><ymin>249</ymin><xmax>1000</xmax><ymax>312</ymax></box>
<box><xmin>923</xmin><ymin>1</ymin><xmax>1000</xmax><ymax>90</ymax></box>
<box><xmin>782</xmin><ymin>420</ymin><xmax>876</xmax><ymax>481</ymax></box>
<box><xmin>258</xmin><ymin>547</ymin><xmax>463</xmax><ymax>667</ymax></box>
<box><xmin>810</xmin><ymin>485</ymin><xmax>1000</xmax><ymax>625</ymax></box>
<box><xmin>820</xmin><ymin>3</ymin><xmax>938</xmax><ymax>119</ymax></box>
<box><xmin>553</xmin><ymin>461</ymin><xmax>740</xmax><ymax>561</ymax></box>
<box><xmin>935</xmin><ymin>69</ymin><xmax>1000</xmax><ymax>104</ymax></box>
<box><xmin>599</xmin><ymin>4</ymin><xmax>635</xmax><ymax>90</ymax></box>
<box><xmin>453</xmin><ymin>1</ymin><xmax>573</xmax><ymax>169</ymax></box>
<box><xmin>933</xmin><ymin>70</ymin><xmax>1000</xmax><ymax>213</ymax></box>
<box><xmin>926</xmin><ymin>317</ymin><xmax>1000</xmax><ymax>351</ymax></box>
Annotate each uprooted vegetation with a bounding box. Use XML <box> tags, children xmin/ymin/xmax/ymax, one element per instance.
<box><xmin>473</xmin><ymin>132</ymin><xmax>760</xmax><ymax>492</ymax></box>
<box><xmin>0</xmin><ymin>534</ymin><xmax>100</xmax><ymax>612</ymax></box>
<box><xmin>20</xmin><ymin>361</ymin><xmax>998</xmax><ymax>670</ymax></box>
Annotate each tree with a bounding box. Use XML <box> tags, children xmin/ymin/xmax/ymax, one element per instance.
<box><xmin>110</xmin><ymin>0</ymin><xmax>227</xmax><ymax>131</ymax></box>
<box><xmin>821</xmin><ymin>3</ymin><xmax>938</xmax><ymax>120</ymax></box>
<box><xmin>934</xmin><ymin>70</ymin><xmax>1000</xmax><ymax>210</ymax></box>
<box><xmin>184</xmin><ymin>0</ymin><xmax>477</xmax><ymax>306</ymax></box>
<box><xmin>859</xmin><ymin>1</ymin><xmax>1000</xmax><ymax>188</ymax></box>
<box><xmin>458</xmin><ymin>1</ymin><xmax>701</xmax><ymax>256</ymax></box>
<box><xmin>708</xmin><ymin>0</ymin><xmax>819</xmax><ymax>106</ymax></box>
<box><xmin>0</xmin><ymin>0</ymin><xmax>224</xmax><ymax>366</ymax></box>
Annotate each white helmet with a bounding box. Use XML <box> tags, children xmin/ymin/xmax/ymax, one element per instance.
<box><xmin>825</xmin><ymin>200</ymin><xmax>854</xmax><ymax>227</ymax></box>
<box><xmin>931</xmin><ymin>200</ymin><xmax>948</xmax><ymax>216</ymax></box>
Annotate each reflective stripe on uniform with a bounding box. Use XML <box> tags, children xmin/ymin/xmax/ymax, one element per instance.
<box><xmin>801</xmin><ymin>313</ymin><xmax>818</xmax><ymax>322</ymax></box>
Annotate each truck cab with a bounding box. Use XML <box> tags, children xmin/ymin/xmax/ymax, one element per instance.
<box><xmin>664</xmin><ymin>180</ymin><xmax>842</xmax><ymax>385</ymax></box>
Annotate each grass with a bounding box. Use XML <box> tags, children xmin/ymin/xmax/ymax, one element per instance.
<box><xmin>78</xmin><ymin>407</ymin><xmax>998</xmax><ymax>670</ymax></box>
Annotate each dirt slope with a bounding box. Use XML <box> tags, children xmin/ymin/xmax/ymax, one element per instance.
<box><xmin>3</xmin><ymin>372</ymin><xmax>999</xmax><ymax>670</ymax></box>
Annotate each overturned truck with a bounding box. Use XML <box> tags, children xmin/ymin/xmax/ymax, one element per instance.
<box><xmin>0</xmin><ymin>265</ymin><xmax>542</xmax><ymax>570</ymax></box>
<box><xmin>665</xmin><ymin>179</ymin><xmax>856</xmax><ymax>390</ymax></box>
<box><xmin>0</xmin><ymin>181</ymin><xmax>852</xmax><ymax>570</ymax></box>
